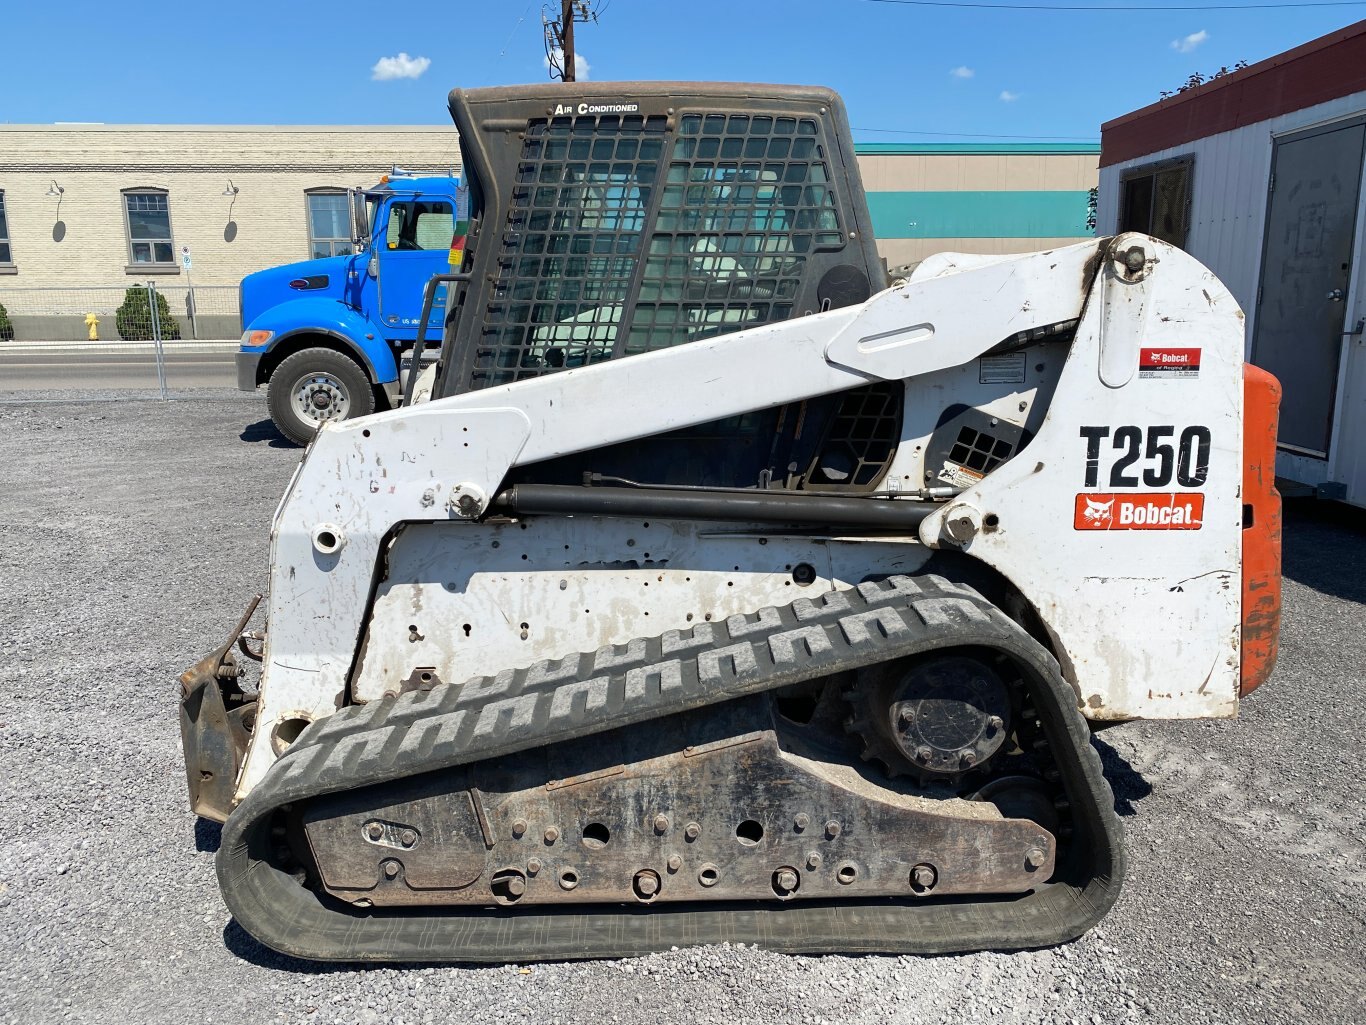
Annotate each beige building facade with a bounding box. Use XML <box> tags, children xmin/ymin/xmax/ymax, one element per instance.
<box><xmin>0</xmin><ymin>124</ymin><xmax>458</xmax><ymax>287</ymax></box>
<box><xmin>0</xmin><ymin>126</ymin><xmax>1095</xmax><ymax>339</ymax></box>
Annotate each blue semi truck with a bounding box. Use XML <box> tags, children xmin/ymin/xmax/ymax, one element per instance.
<box><xmin>236</xmin><ymin>171</ymin><xmax>463</xmax><ymax>445</ymax></box>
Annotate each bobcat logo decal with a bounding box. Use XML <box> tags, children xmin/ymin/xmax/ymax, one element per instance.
<box><xmin>1083</xmin><ymin>497</ymin><xmax>1114</xmax><ymax>523</ymax></box>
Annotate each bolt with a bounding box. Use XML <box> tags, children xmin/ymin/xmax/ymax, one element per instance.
<box><xmin>456</xmin><ymin>493</ymin><xmax>479</xmax><ymax>515</ymax></box>
<box><xmin>914</xmin><ymin>745</ymin><xmax>932</xmax><ymax>763</ymax></box>
<box><xmin>806</xmin><ymin>851</ymin><xmax>822</xmax><ymax>870</ymax></box>
<box><xmin>383</xmin><ymin>861</ymin><xmax>399</xmax><ymax>879</ymax></box>
<box><xmin>506</xmin><ymin>875</ymin><xmax>527</xmax><ymax>896</ymax></box>
<box><xmin>825</xmin><ymin>820</ymin><xmax>841</xmax><ymax>839</ymax></box>
<box><xmin>365</xmin><ymin>822</ymin><xmax>383</xmax><ymax>841</ymax></box>
<box><xmin>400</xmin><ymin>828</ymin><xmax>418</xmax><ymax>847</ymax></box>
<box><xmin>794</xmin><ymin>813</ymin><xmax>810</xmax><ymax>832</ymax></box>
<box><xmin>911</xmin><ymin>863</ymin><xmax>937</xmax><ymax>891</ymax></box>
<box><xmin>653</xmin><ymin>813</ymin><xmax>670</xmax><ymax>834</ymax></box>
<box><xmin>667</xmin><ymin>855</ymin><xmax>683</xmax><ymax>873</ymax></box>
<box><xmin>420</xmin><ymin>488</ymin><xmax>436</xmax><ymax>508</ymax></box>
<box><xmin>544</xmin><ymin>826</ymin><xmax>559</xmax><ymax>844</ymax></box>
<box><xmin>634</xmin><ymin>871</ymin><xmax>660</xmax><ymax>897</ymax></box>
<box><xmin>776</xmin><ymin>869</ymin><xmax>799</xmax><ymax>892</ymax></box>
<box><xmin>959</xmin><ymin>750</ymin><xmax>977</xmax><ymax>768</ymax></box>
<box><xmin>1123</xmin><ymin>245</ymin><xmax>1146</xmax><ymax>273</ymax></box>
<box><xmin>1026</xmin><ymin>847</ymin><xmax>1047</xmax><ymax>869</ymax></box>
<box><xmin>684</xmin><ymin>821</ymin><xmax>701</xmax><ymax>841</ymax></box>
<box><xmin>512</xmin><ymin>819</ymin><xmax>527</xmax><ymax>838</ymax></box>
<box><xmin>527</xmin><ymin>858</ymin><xmax>542</xmax><ymax>875</ymax></box>
<box><xmin>897</xmin><ymin>708</ymin><xmax>914</xmax><ymax>728</ymax></box>
<box><xmin>987</xmin><ymin>715</ymin><xmax>1004</xmax><ymax>735</ymax></box>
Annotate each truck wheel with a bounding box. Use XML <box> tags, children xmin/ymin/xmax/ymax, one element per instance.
<box><xmin>267</xmin><ymin>348</ymin><xmax>376</xmax><ymax>446</ymax></box>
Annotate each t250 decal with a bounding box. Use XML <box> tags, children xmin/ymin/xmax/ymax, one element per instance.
<box><xmin>1080</xmin><ymin>425</ymin><xmax>1210</xmax><ymax>489</ymax></box>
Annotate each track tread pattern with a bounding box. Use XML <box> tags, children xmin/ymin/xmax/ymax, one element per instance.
<box><xmin>218</xmin><ymin>575</ymin><xmax>1123</xmax><ymax>963</ymax></box>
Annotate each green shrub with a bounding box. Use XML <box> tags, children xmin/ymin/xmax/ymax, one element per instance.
<box><xmin>115</xmin><ymin>286</ymin><xmax>181</xmax><ymax>341</ymax></box>
<box><xmin>0</xmin><ymin>301</ymin><xmax>12</xmax><ymax>341</ymax></box>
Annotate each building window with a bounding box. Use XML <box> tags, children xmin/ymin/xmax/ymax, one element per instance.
<box><xmin>0</xmin><ymin>191</ymin><xmax>12</xmax><ymax>264</ymax></box>
<box><xmin>123</xmin><ymin>189</ymin><xmax>176</xmax><ymax>265</ymax></box>
<box><xmin>306</xmin><ymin>191</ymin><xmax>353</xmax><ymax>259</ymax></box>
<box><xmin>1119</xmin><ymin>157</ymin><xmax>1193</xmax><ymax>248</ymax></box>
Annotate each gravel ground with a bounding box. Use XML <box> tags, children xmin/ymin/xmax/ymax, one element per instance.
<box><xmin>0</xmin><ymin>393</ymin><xmax>1363</xmax><ymax>1025</ymax></box>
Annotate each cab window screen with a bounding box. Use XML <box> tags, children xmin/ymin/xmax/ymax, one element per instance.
<box><xmin>470</xmin><ymin>110</ymin><xmax>842</xmax><ymax>390</ymax></box>
<box><xmin>628</xmin><ymin>114</ymin><xmax>840</xmax><ymax>355</ymax></box>
<box><xmin>472</xmin><ymin>114</ymin><xmax>667</xmax><ymax>388</ymax></box>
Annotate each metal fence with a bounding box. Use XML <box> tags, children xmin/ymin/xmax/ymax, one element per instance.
<box><xmin>0</xmin><ymin>284</ymin><xmax>239</xmax><ymax>342</ymax></box>
<box><xmin>0</xmin><ymin>283</ymin><xmax>240</xmax><ymax>396</ymax></box>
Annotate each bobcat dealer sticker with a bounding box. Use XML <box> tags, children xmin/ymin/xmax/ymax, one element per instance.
<box><xmin>1139</xmin><ymin>347</ymin><xmax>1201</xmax><ymax>379</ymax></box>
<box><xmin>1074</xmin><ymin>493</ymin><xmax>1205</xmax><ymax>530</ymax></box>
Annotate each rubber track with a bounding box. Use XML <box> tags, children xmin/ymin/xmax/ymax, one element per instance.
<box><xmin>218</xmin><ymin>574</ymin><xmax>1123</xmax><ymax>962</ymax></box>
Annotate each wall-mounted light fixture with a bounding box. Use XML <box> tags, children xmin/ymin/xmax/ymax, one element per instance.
<box><xmin>222</xmin><ymin>180</ymin><xmax>240</xmax><ymax>197</ymax></box>
<box><xmin>46</xmin><ymin>180</ymin><xmax>65</xmax><ymax>198</ymax></box>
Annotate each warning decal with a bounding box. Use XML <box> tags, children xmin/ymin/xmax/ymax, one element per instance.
<box><xmin>1139</xmin><ymin>347</ymin><xmax>1201</xmax><ymax>379</ymax></box>
<box><xmin>1074</xmin><ymin>492</ymin><xmax>1205</xmax><ymax>530</ymax></box>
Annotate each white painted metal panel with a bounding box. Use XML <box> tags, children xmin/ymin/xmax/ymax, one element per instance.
<box><xmin>1100</xmin><ymin>90</ymin><xmax>1366</xmax><ymax>504</ymax></box>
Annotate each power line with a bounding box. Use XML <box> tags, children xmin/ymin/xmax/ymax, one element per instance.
<box><xmin>856</xmin><ymin>0</ymin><xmax>1366</xmax><ymax>10</ymax></box>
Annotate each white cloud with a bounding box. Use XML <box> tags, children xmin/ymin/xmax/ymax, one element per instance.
<box><xmin>544</xmin><ymin>47</ymin><xmax>591</xmax><ymax>81</ymax></box>
<box><xmin>950</xmin><ymin>66</ymin><xmax>974</xmax><ymax>79</ymax></box>
<box><xmin>371</xmin><ymin>52</ymin><xmax>431</xmax><ymax>81</ymax></box>
<box><xmin>999</xmin><ymin>90</ymin><xmax>1020</xmax><ymax>102</ymax></box>
<box><xmin>1171</xmin><ymin>30</ymin><xmax>1208</xmax><ymax>54</ymax></box>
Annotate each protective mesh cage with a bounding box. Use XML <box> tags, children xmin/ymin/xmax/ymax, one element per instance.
<box><xmin>802</xmin><ymin>381</ymin><xmax>903</xmax><ymax>490</ymax></box>
<box><xmin>470</xmin><ymin>110</ymin><xmax>843</xmax><ymax>389</ymax></box>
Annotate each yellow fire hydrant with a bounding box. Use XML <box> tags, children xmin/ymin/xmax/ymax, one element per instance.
<box><xmin>85</xmin><ymin>312</ymin><xmax>99</xmax><ymax>341</ymax></box>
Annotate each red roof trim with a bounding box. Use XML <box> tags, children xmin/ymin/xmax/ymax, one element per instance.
<box><xmin>1100</xmin><ymin>20</ymin><xmax>1366</xmax><ymax>167</ymax></box>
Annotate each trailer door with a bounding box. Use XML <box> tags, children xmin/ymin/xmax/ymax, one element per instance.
<box><xmin>1252</xmin><ymin>119</ymin><xmax>1366</xmax><ymax>458</ymax></box>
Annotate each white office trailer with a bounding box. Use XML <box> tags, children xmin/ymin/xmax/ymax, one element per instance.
<box><xmin>1098</xmin><ymin>21</ymin><xmax>1366</xmax><ymax>505</ymax></box>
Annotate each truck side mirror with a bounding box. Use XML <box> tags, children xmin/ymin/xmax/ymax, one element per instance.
<box><xmin>350</xmin><ymin>189</ymin><xmax>370</xmax><ymax>246</ymax></box>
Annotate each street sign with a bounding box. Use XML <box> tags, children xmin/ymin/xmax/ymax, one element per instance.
<box><xmin>181</xmin><ymin>245</ymin><xmax>192</xmax><ymax>270</ymax></box>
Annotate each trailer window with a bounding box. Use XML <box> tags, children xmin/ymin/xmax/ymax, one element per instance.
<box><xmin>1119</xmin><ymin>157</ymin><xmax>1193</xmax><ymax>248</ymax></box>
<box><xmin>385</xmin><ymin>200</ymin><xmax>454</xmax><ymax>251</ymax></box>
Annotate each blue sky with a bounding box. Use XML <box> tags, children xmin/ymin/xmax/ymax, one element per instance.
<box><xmin>2</xmin><ymin>1</ymin><xmax>1361</xmax><ymax>141</ymax></box>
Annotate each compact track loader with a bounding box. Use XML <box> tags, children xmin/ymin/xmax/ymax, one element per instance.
<box><xmin>180</xmin><ymin>83</ymin><xmax>1282</xmax><ymax>962</ymax></box>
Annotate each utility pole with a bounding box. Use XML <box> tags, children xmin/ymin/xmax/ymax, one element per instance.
<box><xmin>544</xmin><ymin>0</ymin><xmax>599</xmax><ymax>82</ymax></box>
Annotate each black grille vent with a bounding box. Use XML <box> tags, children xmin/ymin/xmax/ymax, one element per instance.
<box><xmin>948</xmin><ymin>426</ymin><xmax>1015</xmax><ymax>475</ymax></box>
<box><xmin>803</xmin><ymin>382</ymin><xmax>903</xmax><ymax>491</ymax></box>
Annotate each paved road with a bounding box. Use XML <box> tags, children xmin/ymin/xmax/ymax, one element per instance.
<box><xmin>0</xmin><ymin>393</ymin><xmax>1362</xmax><ymax>1025</ymax></box>
<box><xmin>0</xmin><ymin>341</ymin><xmax>237</xmax><ymax>390</ymax></box>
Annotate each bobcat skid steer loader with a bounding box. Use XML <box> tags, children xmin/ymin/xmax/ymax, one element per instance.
<box><xmin>179</xmin><ymin>82</ymin><xmax>1282</xmax><ymax>962</ymax></box>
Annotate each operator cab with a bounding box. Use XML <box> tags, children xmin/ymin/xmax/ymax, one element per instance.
<box><xmin>429</xmin><ymin>83</ymin><xmax>901</xmax><ymax>491</ymax></box>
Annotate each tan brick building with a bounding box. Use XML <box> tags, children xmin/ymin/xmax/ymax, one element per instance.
<box><xmin>0</xmin><ymin>125</ymin><xmax>1095</xmax><ymax>339</ymax></box>
<box><xmin>0</xmin><ymin>124</ymin><xmax>458</xmax><ymax>285</ymax></box>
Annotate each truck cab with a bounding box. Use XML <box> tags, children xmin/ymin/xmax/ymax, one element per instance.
<box><xmin>236</xmin><ymin>171</ymin><xmax>462</xmax><ymax>445</ymax></box>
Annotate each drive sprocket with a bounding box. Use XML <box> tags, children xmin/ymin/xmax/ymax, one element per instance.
<box><xmin>844</xmin><ymin>653</ymin><xmax>1013</xmax><ymax>782</ymax></box>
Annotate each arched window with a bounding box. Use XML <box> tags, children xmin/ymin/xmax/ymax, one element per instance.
<box><xmin>305</xmin><ymin>188</ymin><xmax>353</xmax><ymax>259</ymax></box>
<box><xmin>0</xmin><ymin>190</ymin><xmax>13</xmax><ymax>266</ymax></box>
<box><xmin>122</xmin><ymin>187</ymin><xmax>176</xmax><ymax>267</ymax></box>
